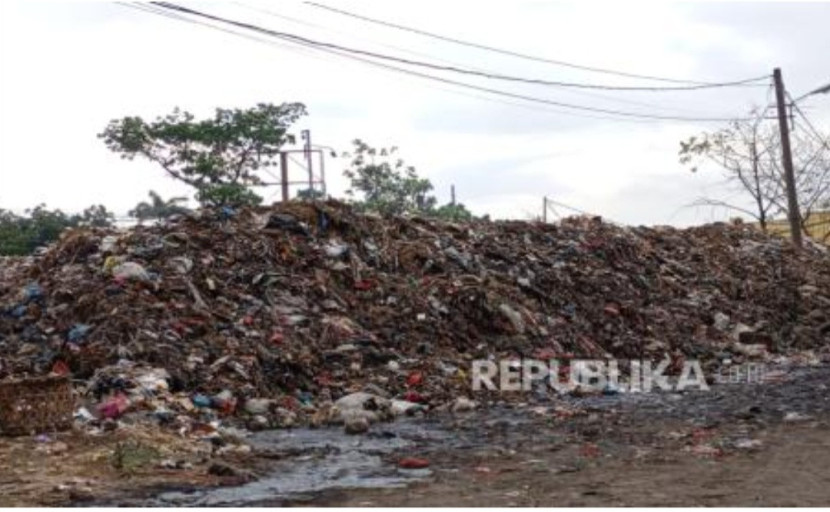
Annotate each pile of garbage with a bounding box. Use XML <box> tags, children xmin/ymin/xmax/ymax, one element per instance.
<box><xmin>1</xmin><ymin>201</ymin><xmax>830</xmax><ymax>430</ymax></box>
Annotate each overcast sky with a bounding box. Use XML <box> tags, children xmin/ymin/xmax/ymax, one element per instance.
<box><xmin>1</xmin><ymin>1</ymin><xmax>828</xmax><ymax>225</ymax></box>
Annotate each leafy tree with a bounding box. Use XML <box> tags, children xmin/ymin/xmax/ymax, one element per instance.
<box><xmin>343</xmin><ymin>139</ymin><xmax>436</xmax><ymax>216</ymax></box>
<box><xmin>0</xmin><ymin>204</ymin><xmax>114</xmax><ymax>255</ymax></box>
<box><xmin>100</xmin><ymin>103</ymin><xmax>307</xmax><ymax>207</ymax></box>
<box><xmin>343</xmin><ymin>139</ymin><xmax>479</xmax><ymax>221</ymax></box>
<box><xmin>77</xmin><ymin>204</ymin><xmax>116</xmax><ymax>228</ymax></box>
<box><xmin>431</xmin><ymin>202</ymin><xmax>475</xmax><ymax>222</ymax></box>
<box><xmin>129</xmin><ymin>190</ymin><xmax>190</xmax><ymax>224</ymax></box>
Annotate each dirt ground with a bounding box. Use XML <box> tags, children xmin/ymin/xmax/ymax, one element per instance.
<box><xmin>302</xmin><ymin>364</ymin><xmax>830</xmax><ymax>507</ymax></box>
<box><xmin>6</xmin><ymin>364</ymin><xmax>830</xmax><ymax>507</ymax></box>
<box><xmin>0</xmin><ymin>423</ymin><xmax>260</xmax><ymax>507</ymax></box>
<box><xmin>308</xmin><ymin>422</ymin><xmax>830</xmax><ymax>507</ymax></box>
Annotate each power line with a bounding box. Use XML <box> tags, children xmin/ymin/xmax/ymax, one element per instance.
<box><xmin>118</xmin><ymin>2</ymin><xmax>325</xmax><ymax>60</ymax></box>
<box><xmin>304</xmin><ymin>1</ymin><xmax>769</xmax><ymax>88</ymax></box>
<box><xmin>144</xmin><ymin>2</ymin><xmax>760</xmax><ymax>122</ymax></box>
<box><xmin>544</xmin><ymin>197</ymin><xmax>596</xmax><ymax>217</ymax></box>
<box><xmin>232</xmin><ymin>1</ymin><xmax>495</xmax><ymax>72</ymax></box>
<box><xmin>234</xmin><ymin>2</ymin><xmax>720</xmax><ymax>116</ymax></box>
<box><xmin>793</xmin><ymin>81</ymin><xmax>830</xmax><ymax>103</ymax></box>
<box><xmin>151</xmin><ymin>2</ymin><xmax>769</xmax><ymax>93</ymax></box>
<box><xmin>787</xmin><ymin>91</ymin><xmax>830</xmax><ymax>151</ymax></box>
<box><xmin>116</xmin><ymin>2</ymin><xmax>660</xmax><ymax>124</ymax></box>
<box><xmin>118</xmin><ymin>2</ymin><xmax>652</xmax><ymax>123</ymax></box>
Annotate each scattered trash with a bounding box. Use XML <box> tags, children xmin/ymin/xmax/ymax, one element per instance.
<box><xmin>784</xmin><ymin>411</ymin><xmax>813</xmax><ymax>422</ymax></box>
<box><xmin>343</xmin><ymin>415</ymin><xmax>370</xmax><ymax>435</ymax></box>
<box><xmin>734</xmin><ymin>438</ymin><xmax>763</xmax><ymax>450</ymax></box>
<box><xmin>398</xmin><ymin>457</ymin><xmax>430</xmax><ymax>469</ymax></box>
<box><xmin>74</xmin><ymin>407</ymin><xmax>95</xmax><ymax>423</ymax></box>
<box><xmin>1</xmin><ymin>200</ymin><xmax>829</xmax><ymax>435</ymax></box>
<box><xmin>579</xmin><ymin>443</ymin><xmax>600</xmax><ymax>458</ymax></box>
<box><xmin>450</xmin><ymin>397</ymin><xmax>477</xmax><ymax>413</ymax></box>
<box><xmin>687</xmin><ymin>444</ymin><xmax>723</xmax><ymax>458</ymax></box>
<box><xmin>97</xmin><ymin>393</ymin><xmax>129</xmax><ymax>419</ymax></box>
<box><xmin>243</xmin><ymin>398</ymin><xmax>274</xmax><ymax>415</ymax></box>
<box><xmin>111</xmin><ymin>261</ymin><xmax>151</xmax><ymax>282</ymax></box>
<box><xmin>332</xmin><ymin>392</ymin><xmax>393</xmax><ymax>425</ymax></box>
<box><xmin>67</xmin><ymin>324</ymin><xmax>91</xmax><ymax>343</ymax></box>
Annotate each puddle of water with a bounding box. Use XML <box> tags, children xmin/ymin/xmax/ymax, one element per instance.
<box><xmin>148</xmin><ymin>420</ymin><xmax>451</xmax><ymax>506</ymax></box>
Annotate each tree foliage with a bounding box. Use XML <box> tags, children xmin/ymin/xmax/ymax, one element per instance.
<box><xmin>0</xmin><ymin>204</ymin><xmax>114</xmax><ymax>255</ymax></box>
<box><xmin>343</xmin><ymin>139</ymin><xmax>435</xmax><ymax>216</ymax></box>
<box><xmin>129</xmin><ymin>190</ymin><xmax>190</xmax><ymax>224</ymax></box>
<box><xmin>343</xmin><ymin>139</ymin><xmax>476</xmax><ymax>221</ymax></box>
<box><xmin>100</xmin><ymin>103</ymin><xmax>307</xmax><ymax>207</ymax></box>
<box><xmin>296</xmin><ymin>188</ymin><xmax>326</xmax><ymax>201</ymax></box>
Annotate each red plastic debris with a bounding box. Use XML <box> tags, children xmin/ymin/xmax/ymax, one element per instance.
<box><xmin>314</xmin><ymin>372</ymin><xmax>333</xmax><ymax>386</ymax></box>
<box><xmin>406</xmin><ymin>371</ymin><xmax>423</xmax><ymax>387</ymax></box>
<box><xmin>353</xmin><ymin>279</ymin><xmax>375</xmax><ymax>291</ymax></box>
<box><xmin>533</xmin><ymin>347</ymin><xmax>558</xmax><ymax>360</ymax></box>
<box><xmin>579</xmin><ymin>442</ymin><xmax>600</xmax><ymax>458</ymax></box>
<box><xmin>398</xmin><ymin>457</ymin><xmax>430</xmax><ymax>469</ymax></box>
<box><xmin>51</xmin><ymin>360</ymin><xmax>70</xmax><ymax>376</ymax></box>
<box><xmin>280</xmin><ymin>395</ymin><xmax>299</xmax><ymax>411</ymax></box>
<box><xmin>691</xmin><ymin>427</ymin><xmax>715</xmax><ymax>444</ymax></box>
<box><xmin>403</xmin><ymin>391</ymin><xmax>425</xmax><ymax>403</ymax></box>
<box><xmin>603</xmin><ymin>304</ymin><xmax>620</xmax><ymax>316</ymax></box>
<box><xmin>97</xmin><ymin>393</ymin><xmax>129</xmax><ymax>419</ymax></box>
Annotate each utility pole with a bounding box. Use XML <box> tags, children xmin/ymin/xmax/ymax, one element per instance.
<box><xmin>773</xmin><ymin>67</ymin><xmax>803</xmax><ymax>248</ymax></box>
<box><xmin>280</xmin><ymin>151</ymin><xmax>289</xmax><ymax>202</ymax></box>
<box><xmin>451</xmin><ymin>185</ymin><xmax>456</xmax><ymax>206</ymax></box>
<box><xmin>542</xmin><ymin>196</ymin><xmax>547</xmax><ymax>223</ymax></box>
<box><xmin>301</xmin><ymin>129</ymin><xmax>313</xmax><ymax>192</ymax></box>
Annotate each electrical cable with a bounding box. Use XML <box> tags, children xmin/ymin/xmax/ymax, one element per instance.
<box><xmin>235</xmin><ymin>2</ymin><xmax>724</xmax><ymax>115</ymax></box>
<box><xmin>787</xmin><ymin>91</ymin><xmax>830</xmax><ymax>150</ymax></box>
<box><xmin>152</xmin><ymin>2</ymin><xmax>770</xmax><ymax>93</ymax></box>
<box><xmin>143</xmin><ymin>2</ymin><xmax>762</xmax><ymax>122</ymax></box>
<box><xmin>305</xmin><ymin>1</ymin><xmax>769</xmax><ymax>88</ymax></box>
<box><xmin>117</xmin><ymin>2</ymin><xmax>663</xmax><ymax>123</ymax></box>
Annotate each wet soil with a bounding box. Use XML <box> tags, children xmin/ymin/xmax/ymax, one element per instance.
<box><xmin>92</xmin><ymin>363</ymin><xmax>830</xmax><ymax>507</ymax></box>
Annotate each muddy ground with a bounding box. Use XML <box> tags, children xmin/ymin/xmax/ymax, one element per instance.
<box><xmin>5</xmin><ymin>363</ymin><xmax>830</xmax><ymax>506</ymax></box>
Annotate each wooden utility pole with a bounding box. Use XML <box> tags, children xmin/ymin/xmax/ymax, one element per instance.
<box><xmin>773</xmin><ymin>67</ymin><xmax>803</xmax><ymax>248</ymax></box>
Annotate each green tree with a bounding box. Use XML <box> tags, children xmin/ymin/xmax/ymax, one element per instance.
<box><xmin>343</xmin><ymin>139</ymin><xmax>436</xmax><ymax>216</ymax></box>
<box><xmin>343</xmin><ymin>139</ymin><xmax>479</xmax><ymax>221</ymax></box>
<box><xmin>0</xmin><ymin>209</ymin><xmax>29</xmax><ymax>255</ymax></box>
<box><xmin>129</xmin><ymin>190</ymin><xmax>190</xmax><ymax>224</ymax></box>
<box><xmin>77</xmin><ymin>204</ymin><xmax>116</xmax><ymax>228</ymax></box>
<box><xmin>0</xmin><ymin>204</ymin><xmax>114</xmax><ymax>255</ymax></box>
<box><xmin>431</xmin><ymin>203</ymin><xmax>475</xmax><ymax>222</ymax></box>
<box><xmin>100</xmin><ymin>102</ymin><xmax>307</xmax><ymax>207</ymax></box>
<box><xmin>296</xmin><ymin>188</ymin><xmax>326</xmax><ymax>201</ymax></box>
<box><xmin>343</xmin><ymin>139</ymin><xmax>478</xmax><ymax>221</ymax></box>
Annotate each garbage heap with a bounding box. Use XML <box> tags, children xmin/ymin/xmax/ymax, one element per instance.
<box><xmin>1</xmin><ymin>201</ymin><xmax>829</xmax><ymax>422</ymax></box>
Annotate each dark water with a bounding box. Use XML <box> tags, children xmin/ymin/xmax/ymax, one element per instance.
<box><xmin>102</xmin><ymin>364</ymin><xmax>830</xmax><ymax>506</ymax></box>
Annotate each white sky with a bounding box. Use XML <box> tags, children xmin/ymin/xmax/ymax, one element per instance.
<box><xmin>1</xmin><ymin>0</ymin><xmax>828</xmax><ymax>225</ymax></box>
